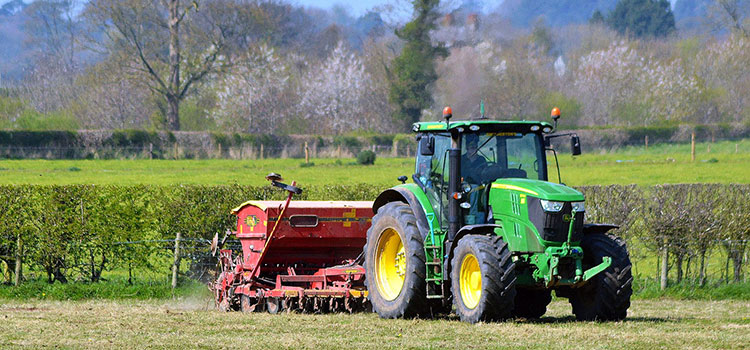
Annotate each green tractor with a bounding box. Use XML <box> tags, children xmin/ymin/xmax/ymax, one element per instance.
<box><xmin>365</xmin><ymin>107</ymin><xmax>632</xmax><ymax>323</ymax></box>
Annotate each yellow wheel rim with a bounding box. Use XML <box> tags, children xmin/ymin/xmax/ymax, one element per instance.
<box><xmin>375</xmin><ymin>228</ymin><xmax>406</xmax><ymax>301</ymax></box>
<box><xmin>459</xmin><ymin>253</ymin><xmax>482</xmax><ymax>309</ymax></box>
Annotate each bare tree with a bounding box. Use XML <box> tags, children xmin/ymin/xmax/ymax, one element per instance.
<box><xmin>24</xmin><ymin>0</ymin><xmax>79</xmax><ymax>69</ymax></box>
<box><xmin>83</xmin><ymin>0</ymin><xmax>235</xmax><ymax>130</ymax></box>
<box><xmin>706</xmin><ymin>0</ymin><xmax>750</xmax><ymax>36</ymax></box>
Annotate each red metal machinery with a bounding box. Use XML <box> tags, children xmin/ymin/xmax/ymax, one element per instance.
<box><xmin>211</xmin><ymin>178</ymin><xmax>373</xmax><ymax>313</ymax></box>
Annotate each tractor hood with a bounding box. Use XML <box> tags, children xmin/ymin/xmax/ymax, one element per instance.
<box><xmin>490</xmin><ymin>178</ymin><xmax>584</xmax><ymax>202</ymax></box>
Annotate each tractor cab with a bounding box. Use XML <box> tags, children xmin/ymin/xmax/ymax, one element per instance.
<box><xmin>413</xmin><ymin>119</ymin><xmax>554</xmax><ymax>229</ymax></box>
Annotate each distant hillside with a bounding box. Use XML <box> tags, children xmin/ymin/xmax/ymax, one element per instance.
<box><xmin>497</xmin><ymin>0</ymin><xmax>618</xmax><ymax>27</ymax></box>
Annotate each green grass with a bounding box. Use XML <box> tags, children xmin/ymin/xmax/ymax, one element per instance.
<box><xmin>0</xmin><ymin>299</ymin><xmax>748</xmax><ymax>349</ymax></box>
<box><xmin>0</xmin><ymin>278</ymin><xmax>210</xmax><ymax>301</ymax></box>
<box><xmin>0</xmin><ymin>139</ymin><xmax>748</xmax><ymax>186</ymax></box>
<box><xmin>0</xmin><ymin>158</ymin><xmax>414</xmax><ymax>187</ymax></box>
<box><xmin>2</xmin><ymin>276</ymin><xmax>747</xmax><ymax>302</ymax></box>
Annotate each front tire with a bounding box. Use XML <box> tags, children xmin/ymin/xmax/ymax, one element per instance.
<box><xmin>365</xmin><ymin>202</ymin><xmax>427</xmax><ymax>318</ymax></box>
<box><xmin>451</xmin><ymin>235</ymin><xmax>516</xmax><ymax>323</ymax></box>
<box><xmin>569</xmin><ymin>233</ymin><xmax>633</xmax><ymax>321</ymax></box>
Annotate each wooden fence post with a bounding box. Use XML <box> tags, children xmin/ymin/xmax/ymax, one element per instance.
<box><xmin>660</xmin><ymin>244</ymin><xmax>669</xmax><ymax>290</ymax></box>
<box><xmin>14</xmin><ymin>234</ymin><xmax>22</xmax><ymax>286</ymax></box>
<box><xmin>260</xmin><ymin>143</ymin><xmax>264</xmax><ymax>160</ymax></box>
<box><xmin>304</xmin><ymin>142</ymin><xmax>309</xmax><ymax>163</ymax></box>
<box><xmin>691</xmin><ymin>132</ymin><xmax>696</xmax><ymax>162</ymax></box>
<box><xmin>171</xmin><ymin>232</ymin><xmax>182</xmax><ymax>290</ymax></box>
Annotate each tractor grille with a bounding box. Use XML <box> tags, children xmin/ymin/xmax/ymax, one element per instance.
<box><xmin>527</xmin><ymin>197</ymin><xmax>584</xmax><ymax>243</ymax></box>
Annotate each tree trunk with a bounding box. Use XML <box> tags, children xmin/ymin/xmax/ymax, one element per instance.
<box><xmin>167</xmin><ymin>0</ymin><xmax>181</xmax><ymax>131</ymax></box>
<box><xmin>660</xmin><ymin>246</ymin><xmax>669</xmax><ymax>290</ymax></box>
<box><xmin>53</xmin><ymin>259</ymin><xmax>67</xmax><ymax>284</ymax></box>
<box><xmin>731</xmin><ymin>248</ymin><xmax>744</xmax><ymax>283</ymax></box>
<box><xmin>725</xmin><ymin>252</ymin><xmax>730</xmax><ymax>284</ymax></box>
<box><xmin>732</xmin><ymin>256</ymin><xmax>742</xmax><ymax>282</ymax></box>
<box><xmin>167</xmin><ymin>95</ymin><xmax>180</xmax><ymax>131</ymax></box>
<box><xmin>698</xmin><ymin>250</ymin><xmax>706</xmax><ymax>286</ymax></box>
<box><xmin>14</xmin><ymin>234</ymin><xmax>22</xmax><ymax>286</ymax></box>
<box><xmin>675</xmin><ymin>253</ymin><xmax>683</xmax><ymax>284</ymax></box>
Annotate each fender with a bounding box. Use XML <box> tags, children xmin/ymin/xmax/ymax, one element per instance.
<box><xmin>583</xmin><ymin>223</ymin><xmax>620</xmax><ymax>235</ymax></box>
<box><xmin>373</xmin><ymin>186</ymin><xmax>433</xmax><ymax>240</ymax></box>
<box><xmin>443</xmin><ymin>224</ymin><xmax>502</xmax><ymax>280</ymax></box>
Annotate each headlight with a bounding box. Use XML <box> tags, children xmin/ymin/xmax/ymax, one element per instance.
<box><xmin>571</xmin><ymin>201</ymin><xmax>585</xmax><ymax>212</ymax></box>
<box><xmin>540</xmin><ymin>200</ymin><xmax>564</xmax><ymax>212</ymax></box>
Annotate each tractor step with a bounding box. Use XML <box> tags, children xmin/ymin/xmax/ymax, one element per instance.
<box><xmin>424</xmin><ymin>242</ymin><xmax>445</xmax><ymax>299</ymax></box>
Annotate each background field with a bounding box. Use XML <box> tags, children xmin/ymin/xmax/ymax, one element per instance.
<box><xmin>1</xmin><ymin>299</ymin><xmax>748</xmax><ymax>349</ymax></box>
<box><xmin>0</xmin><ymin>139</ymin><xmax>749</xmax><ymax>186</ymax></box>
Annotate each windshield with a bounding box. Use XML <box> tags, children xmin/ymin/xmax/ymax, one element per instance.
<box><xmin>461</xmin><ymin>132</ymin><xmax>545</xmax><ymax>184</ymax></box>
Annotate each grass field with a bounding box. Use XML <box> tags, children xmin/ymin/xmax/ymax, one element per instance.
<box><xmin>0</xmin><ymin>139</ymin><xmax>748</xmax><ymax>186</ymax></box>
<box><xmin>1</xmin><ymin>298</ymin><xmax>747</xmax><ymax>349</ymax></box>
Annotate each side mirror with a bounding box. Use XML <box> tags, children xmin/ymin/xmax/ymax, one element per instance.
<box><xmin>571</xmin><ymin>136</ymin><xmax>581</xmax><ymax>155</ymax></box>
<box><xmin>419</xmin><ymin>135</ymin><xmax>434</xmax><ymax>156</ymax></box>
<box><xmin>397</xmin><ymin>175</ymin><xmax>407</xmax><ymax>184</ymax></box>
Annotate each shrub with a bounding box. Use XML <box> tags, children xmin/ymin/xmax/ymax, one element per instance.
<box><xmin>356</xmin><ymin>150</ymin><xmax>376</xmax><ymax>165</ymax></box>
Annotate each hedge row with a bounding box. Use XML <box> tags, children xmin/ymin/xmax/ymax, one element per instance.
<box><xmin>580</xmin><ymin>184</ymin><xmax>749</xmax><ymax>285</ymax></box>
<box><xmin>0</xmin><ymin>184</ymin><xmax>747</xmax><ymax>286</ymax></box>
<box><xmin>0</xmin><ymin>184</ymin><xmax>384</xmax><ymax>284</ymax></box>
<box><xmin>563</xmin><ymin>123</ymin><xmax>750</xmax><ymax>151</ymax></box>
<box><xmin>1</xmin><ymin>123</ymin><xmax>749</xmax><ymax>159</ymax></box>
<box><xmin>0</xmin><ymin>130</ymin><xmax>420</xmax><ymax>159</ymax></box>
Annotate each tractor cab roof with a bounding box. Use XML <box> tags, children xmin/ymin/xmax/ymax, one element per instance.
<box><xmin>412</xmin><ymin>120</ymin><xmax>554</xmax><ymax>134</ymax></box>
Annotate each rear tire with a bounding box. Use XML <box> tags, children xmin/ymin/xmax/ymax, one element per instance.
<box><xmin>365</xmin><ymin>202</ymin><xmax>428</xmax><ymax>318</ymax></box>
<box><xmin>451</xmin><ymin>235</ymin><xmax>516</xmax><ymax>323</ymax></box>
<box><xmin>569</xmin><ymin>233</ymin><xmax>632</xmax><ymax>321</ymax></box>
<box><xmin>240</xmin><ymin>294</ymin><xmax>257</xmax><ymax>312</ymax></box>
<box><xmin>512</xmin><ymin>288</ymin><xmax>552</xmax><ymax>319</ymax></box>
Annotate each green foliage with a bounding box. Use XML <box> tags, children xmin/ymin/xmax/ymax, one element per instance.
<box><xmin>0</xmin><ymin>278</ymin><xmax>208</xmax><ymax>300</ymax></box>
<box><xmin>530</xmin><ymin>18</ymin><xmax>555</xmax><ymax>55</ymax></box>
<box><xmin>15</xmin><ymin>109</ymin><xmax>79</xmax><ymax>131</ymax></box>
<box><xmin>633</xmin><ymin>278</ymin><xmax>750</xmax><ymax>300</ymax></box>
<box><xmin>0</xmin><ymin>130</ymin><xmax>78</xmax><ymax>147</ymax></box>
<box><xmin>607</xmin><ymin>0</ymin><xmax>676</xmax><ymax>38</ymax></box>
<box><xmin>356</xmin><ymin>150</ymin><xmax>376</xmax><ymax>165</ymax></box>
<box><xmin>0</xmin><ymin>96</ymin><xmax>79</xmax><ymax>131</ymax></box>
<box><xmin>388</xmin><ymin>0</ymin><xmax>447</xmax><ymax>127</ymax></box>
<box><xmin>589</xmin><ymin>9</ymin><xmax>605</xmax><ymax>24</ymax></box>
<box><xmin>540</xmin><ymin>92</ymin><xmax>581</xmax><ymax>128</ymax></box>
<box><xmin>179</xmin><ymin>99</ymin><xmax>216</xmax><ymax>132</ymax></box>
<box><xmin>333</xmin><ymin>135</ymin><xmax>362</xmax><ymax>154</ymax></box>
<box><xmin>0</xmin><ymin>96</ymin><xmax>25</xmax><ymax>128</ymax></box>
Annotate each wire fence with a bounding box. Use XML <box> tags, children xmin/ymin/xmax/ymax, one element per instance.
<box><xmin>2</xmin><ymin>236</ymin><xmax>746</xmax><ymax>288</ymax></box>
<box><xmin>0</xmin><ymin>144</ymin><xmax>416</xmax><ymax>160</ymax></box>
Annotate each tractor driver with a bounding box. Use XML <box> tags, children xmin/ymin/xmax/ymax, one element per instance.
<box><xmin>461</xmin><ymin>134</ymin><xmax>488</xmax><ymax>185</ymax></box>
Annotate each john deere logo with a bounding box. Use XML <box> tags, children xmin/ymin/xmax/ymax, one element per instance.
<box><xmin>245</xmin><ymin>215</ymin><xmax>260</xmax><ymax>230</ymax></box>
<box><xmin>563</xmin><ymin>214</ymin><xmax>572</xmax><ymax>222</ymax></box>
